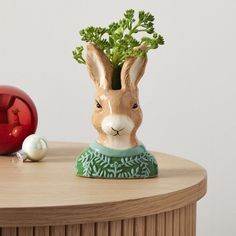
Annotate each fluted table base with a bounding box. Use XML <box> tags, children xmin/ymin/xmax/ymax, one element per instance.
<box><xmin>0</xmin><ymin>203</ymin><xmax>196</xmax><ymax>236</ymax></box>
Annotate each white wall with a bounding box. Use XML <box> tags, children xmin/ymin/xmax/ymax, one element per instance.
<box><xmin>0</xmin><ymin>0</ymin><xmax>235</xmax><ymax>235</ymax></box>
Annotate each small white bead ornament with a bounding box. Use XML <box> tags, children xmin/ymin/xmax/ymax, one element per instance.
<box><xmin>19</xmin><ymin>134</ymin><xmax>48</xmax><ymax>162</ymax></box>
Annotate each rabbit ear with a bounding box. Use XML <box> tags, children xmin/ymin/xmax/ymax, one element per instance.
<box><xmin>120</xmin><ymin>44</ymin><xmax>148</xmax><ymax>90</ymax></box>
<box><xmin>86</xmin><ymin>43</ymin><xmax>112</xmax><ymax>89</ymax></box>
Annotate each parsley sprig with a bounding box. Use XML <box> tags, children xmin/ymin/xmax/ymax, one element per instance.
<box><xmin>73</xmin><ymin>9</ymin><xmax>164</xmax><ymax>89</ymax></box>
<box><xmin>73</xmin><ymin>9</ymin><xmax>164</xmax><ymax>67</ymax></box>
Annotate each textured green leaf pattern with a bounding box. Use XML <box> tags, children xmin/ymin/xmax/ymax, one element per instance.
<box><xmin>76</xmin><ymin>147</ymin><xmax>158</xmax><ymax>178</ymax></box>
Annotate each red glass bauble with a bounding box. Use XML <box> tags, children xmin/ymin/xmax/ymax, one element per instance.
<box><xmin>0</xmin><ymin>86</ymin><xmax>38</xmax><ymax>155</ymax></box>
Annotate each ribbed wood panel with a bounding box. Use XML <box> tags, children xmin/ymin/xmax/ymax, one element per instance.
<box><xmin>96</xmin><ymin>222</ymin><xmax>108</xmax><ymax>236</ymax></box>
<box><xmin>146</xmin><ymin>215</ymin><xmax>156</xmax><ymax>236</ymax></box>
<box><xmin>18</xmin><ymin>227</ymin><xmax>33</xmax><ymax>236</ymax></box>
<box><xmin>165</xmin><ymin>211</ymin><xmax>173</xmax><ymax>236</ymax></box>
<box><xmin>1</xmin><ymin>228</ymin><xmax>17</xmax><ymax>236</ymax></box>
<box><xmin>109</xmin><ymin>220</ymin><xmax>122</xmax><ymax>236</ymax></box>
<box><xmin>34</xmin><ymin>226</ymin><xmax>49</xmax><ymax>236</ymax></box>
<box><xmin>157</xmin><ymin>213</ymin><xmax>165</xmax><ymax>236</ymax></box>
<box><xmin>173</xmin><ymin>209</ymin><xmax>180</xmax><ymax>236</ymax></box>
<box><xmin>179</xmin><ymin>206</ymin><xmax>186</xmax><ymax>236</ymax></box>
<box><xmin>135</xmin><ymin>217</ymin><xmax>145</xmax><ymax>236</ymax></box>
<box><xmin>185</xmin><ymin>205</ymin><xmax>191</xmax><ymax>236</ymax></box>
<box><xmin>123</xmin><ymin>218</ymin><xmax>134</xmax><ymax>236</ymax></box>
<box><xmin>50</xmin><ymin>226</ymin><xmax>65</xmax><ymax>236</ymax></box>
<box><xmin>81</xmin><ymin>223</ymin><xmax>94</xmax><ymax>236</ymax></box>
<box><xmin>0</xmin><ymin>203</ymin><xmax>197</xmax><ymax>236</ymax></box>
<box><xmin>190</xmin><ymin>203</ymin><xmax>196</xmax><ymax>236</ymax></box>
<box><xmin>66</xmin><ymin>224</ymin><xmax>80</xmax><ymax>236</ymax></box>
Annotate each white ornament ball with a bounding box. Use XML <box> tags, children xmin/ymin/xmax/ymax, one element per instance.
<box><xmin>22</xmin><ymin>134</ymin><xmax>48</xmax><ymax>161</ymax></box>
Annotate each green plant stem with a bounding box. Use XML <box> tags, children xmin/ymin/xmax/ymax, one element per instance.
<box><xmin>112</xmin><ymin>65</ymin><xmax>122</xmax><ymax>90</ymax></box>
<box><xmin>128</xmin><ymin>20</ymin><xmax>142</xmax><ymax>37</ymax></box>
<box><xmin>80</xmin><ymin>58</ymin><xmax>86</xmax><ymax>64</ymax></box>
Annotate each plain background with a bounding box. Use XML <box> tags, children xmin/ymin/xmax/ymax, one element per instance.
<box><xmin>0</xmin><ymin>0</ymin><xmax>235</xmax><ymax>235</ymax></box>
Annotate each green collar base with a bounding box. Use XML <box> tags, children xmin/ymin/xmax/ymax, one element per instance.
<box><xmin>76</xmin><ymin>142</ymin><xmax>158</xmax><ymax>179</ymax></box>
<box><xmin>89</xmin><ymin>141</ymin><xmax>148</xmax><ymax>157</ymax></box>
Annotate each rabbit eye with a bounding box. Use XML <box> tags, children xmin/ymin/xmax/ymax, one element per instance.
<box><xmin>132</xmin><ymin>103</ymin><xmax>138</xmax><ymax>109</ymax></box>
<box><xmin>96</xmin><ymin>101</ymin><xmax>102</xmax><ymax>109</ymax></box>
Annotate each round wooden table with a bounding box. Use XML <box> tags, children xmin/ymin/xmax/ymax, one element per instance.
<box><xmin>0</xmin><ymin>142</ymin><xmax>207</xmax><ymax>236</ymax></box>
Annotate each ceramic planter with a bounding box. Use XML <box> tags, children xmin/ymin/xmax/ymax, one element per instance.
<box><xmin>75</xmin><ymin>43</ymin><xmax>158</xmax><ymax>178</ymax></box>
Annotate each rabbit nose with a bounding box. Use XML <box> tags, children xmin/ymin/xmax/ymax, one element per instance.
<box><xmin>107</xmin><ymin>118</ymin><xmax>125</xmax><ymax>131</ymax></box>
<box><xmin>110</xmin><ymin>125</ymin><xmax>124</xmax><ymax>132</ymax></box>
<box><xmin>111</xmin><ymin>127</ymin><xmax>124</xmax><ymax>132</ymax></box>
<box><xmin>101</xmin><ymin>115</ymin><xmax>135</xmax><ymax>135</ymax></box>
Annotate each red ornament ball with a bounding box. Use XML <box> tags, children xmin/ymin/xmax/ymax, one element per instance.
<box><xmin>0</xmin><ymin>86</ymin><xmax>38</xmax><ymax>155</ymax></box>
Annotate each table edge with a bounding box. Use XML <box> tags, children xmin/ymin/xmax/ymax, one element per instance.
<box><xmin>0</xmin><ymin>173</ymin><xmax>207</xmax><ymax>227</ymax></box>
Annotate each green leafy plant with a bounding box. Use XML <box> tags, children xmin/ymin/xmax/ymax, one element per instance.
<box><xmin>73</xmin><ymin>9</ymin><xmax>164</xmax><ymax>89</ymax></box>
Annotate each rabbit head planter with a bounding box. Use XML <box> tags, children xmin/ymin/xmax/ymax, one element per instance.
<box><xmin>75</xmin><ymin>43</ymin><xmax>158</xmax><ymax>179</ymax></box>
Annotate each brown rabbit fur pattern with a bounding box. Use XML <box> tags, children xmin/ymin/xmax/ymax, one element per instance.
<box><xmin>86</xmin><ymin>43</ymin><xmax>147</xmax><ymax>150</ymax></box>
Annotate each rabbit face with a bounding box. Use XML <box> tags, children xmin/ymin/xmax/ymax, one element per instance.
<box><xmin>86</xmin><ymin>43</ymin><xmax>147</xmax><ymax>149</ymax></box>
<box><xmin>92</xmin><ymin>88</ymin><xmax>142</xmax><ymax>149</ymax></box>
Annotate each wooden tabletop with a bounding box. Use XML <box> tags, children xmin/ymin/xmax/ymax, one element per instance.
<box><xmin>0</xmin><ymin>142</ymin><xmax>207</xmax><ymax>227</ymax></box>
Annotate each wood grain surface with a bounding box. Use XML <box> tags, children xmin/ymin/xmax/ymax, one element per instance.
<box><xmin>0</xmin><ymin>142</ymin><xmax>207</xmax><ymax>227</ymax></box>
